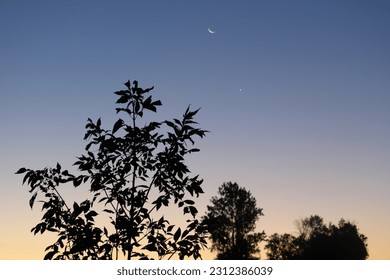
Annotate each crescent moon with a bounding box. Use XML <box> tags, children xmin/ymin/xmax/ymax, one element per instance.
<box><xmin>208</xmin><ymin>27</ymin><xmax>215</xmax><ymax>34</ymax></box>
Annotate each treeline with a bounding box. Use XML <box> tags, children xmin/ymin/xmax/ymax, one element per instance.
<box><xmin>202</xmin><ymin>182</ymin><xmax>368</xmax><ymax>260</ymax></box>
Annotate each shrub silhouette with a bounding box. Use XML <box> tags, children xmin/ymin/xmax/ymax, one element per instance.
<box><xmin>16</xmin><ymin>79</ymin><xmax>208</xmax><ymax>260</ymax></box>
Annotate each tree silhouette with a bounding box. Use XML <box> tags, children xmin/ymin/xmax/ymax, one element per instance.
<box><xmin>202</xmin><ymin>182</ymin><xmax>265</xmax><ymax>259</ymax></box>
<box><xmin>16</xmin><ymin>79</ymin><xmax>208</xmax><ymax>260</ymax></box>
<box><xmin>265</xmin><ymin>215</ymin><xmax>368</xmax><ymax>260</ymax></box>
<box><xmin>264</xmin><ymin>233</ymin><xmax>300</xmax><ymax>260</ymax></box>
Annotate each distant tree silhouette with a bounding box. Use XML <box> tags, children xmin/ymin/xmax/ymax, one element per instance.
<box><xmin>265</xmin><ymin>215</ymin><xmax>368</xmax><ymax>260</ymax></box>
<box><xmin>16</xmin><ymin>79</ymin><xmax>208</xmax><ymax>260</ymax></box>
<box><xmin>202</xmin><ymin>182</ymin><xmax>265</xmax><ymax>259</ymax></box>
<box><xmin>265</xmin><ymin>233</ymin><xmax>300</xmax><ymax>260</ymax></box>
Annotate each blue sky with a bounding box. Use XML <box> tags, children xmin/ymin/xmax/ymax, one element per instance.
<box><xmin>1</xmin><ymin>0</ymin><xmax>389</xmax><ymax>259</ymax></box>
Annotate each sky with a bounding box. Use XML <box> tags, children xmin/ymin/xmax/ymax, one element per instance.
<box><xmin>1</xmin><ymin>0</ymin><xmax>389</xmax><ymax>259</ymax></box>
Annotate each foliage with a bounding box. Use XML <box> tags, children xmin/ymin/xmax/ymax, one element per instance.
<box><xmin>16</xmin><ymin>80</ymin><xmax>208</xmax><ymax>260</ymax></box>
<box><xmin>264</xmin><ymin>233</ymin><xmax>300</xmax><ymax>260</ymax></box>
<box><xmin>265</xmin><ymin>215</ymin><xmax>369</xmax><ymax>260</ymax></box>
<box><xmin>202</xmin><ymin>182</ymin><xmax>265</xmax><ymax>259</ymax></box>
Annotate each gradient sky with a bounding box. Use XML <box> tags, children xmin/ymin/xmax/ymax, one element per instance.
<box><xmin>1</xmin><ymin>0</ymin><xmax>389</xmax><ymax>259</ymax></box>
